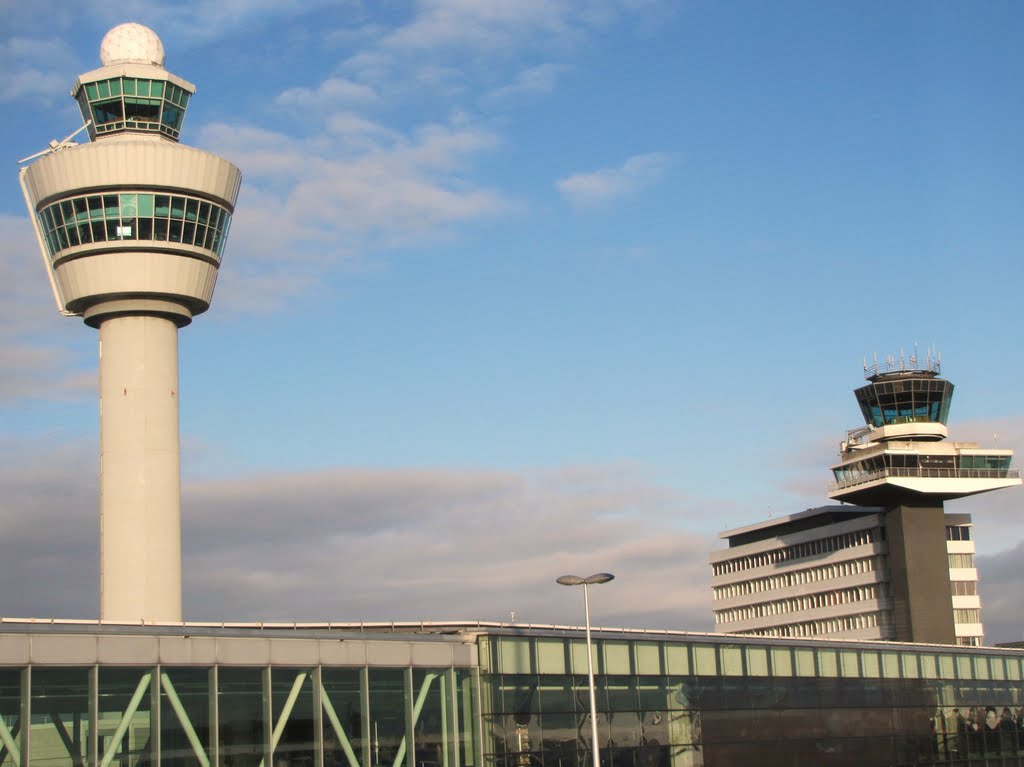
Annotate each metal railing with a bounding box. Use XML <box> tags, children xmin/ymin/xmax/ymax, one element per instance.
<box><xmin>830</xmin><ymin>466</ymin><xmax>1019</xmax><ymax>492</ymax></box>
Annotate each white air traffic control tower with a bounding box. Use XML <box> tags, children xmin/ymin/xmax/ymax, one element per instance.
<box><xmin>19</xmin><ymin>24</ymin><xmax>241</xmax><ymax>623</ymax></box>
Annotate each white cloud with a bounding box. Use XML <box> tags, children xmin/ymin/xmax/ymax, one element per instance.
<box><xmin>0</xmin><ymin>215</ymin><xmax>94</xmax><ymax>405</ymax></box>
<box><xmin>276</xmin><ymin>77</ymin><xmax>378</xmax><ymax>110</ymax></box>
<box><xmin>0</xmin><ymin>37</ymin><xmax>80</xmax><ymax>104</ymax></box>
<box><xmin>557</xmin><ymin>153</ymin><xmax>673</xmax><ymax>210</ymax></box>
<box><xmin>0</xmin><ymin>443</ymin><xmax>716</xmax><ymax>630</ymax></box>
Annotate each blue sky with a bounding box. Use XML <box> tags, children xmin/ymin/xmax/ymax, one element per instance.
<box><xmin>2</xmin><ymin>1</ymin><xmax>1023</xmax><ymax>640</ymax></box>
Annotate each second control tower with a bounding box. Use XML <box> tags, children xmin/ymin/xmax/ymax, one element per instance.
<box><xmin>828</xmin><ymin>353</ymin><xmax>1020</xmax><ymax>643</ymax></box>
<box><xmin>19</xmin><ymin>24</ymin><xmax>241</xmax><ymax>623</ymax></box>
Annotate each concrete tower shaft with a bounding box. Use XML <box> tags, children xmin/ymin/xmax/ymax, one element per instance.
<box><xmin>19</xmin><ymin>23</ymin><xmax>241</xmax><ymax>623</ymax></box>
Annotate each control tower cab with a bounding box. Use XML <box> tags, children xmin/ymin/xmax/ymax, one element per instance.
<box><xmin>829</xmin><ymin>354</ymin><xmax>1019</xmax><ymax>507</ymax></box>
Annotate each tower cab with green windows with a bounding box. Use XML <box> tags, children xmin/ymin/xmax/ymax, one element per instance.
<box><xmin>829</xmin><ymin>353</ymin><xmax>1019</xmax><ymax>506</ymax></box>
<box><xmin>72</xmin><ymin>24</ymin><xmax>193</xmax><ymax>142</ymax></box>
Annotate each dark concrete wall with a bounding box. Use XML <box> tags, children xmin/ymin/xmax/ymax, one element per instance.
<box><xmin>885</xmin><ymin>503</ymin><xmax>956</xmax><ymax>644</ymax></box>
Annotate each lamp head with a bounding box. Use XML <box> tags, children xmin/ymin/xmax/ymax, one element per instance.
<box><xmin>557</xmin><ymin>573</ymin><xmax>615</xmax><ymax>586</ymax></box>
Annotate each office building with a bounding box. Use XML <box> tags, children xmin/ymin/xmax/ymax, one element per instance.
<box><xmin>712</xmin><ymin>506</ymin><xmax>984</xmax><ymax>645</ymax></box>
<box><xmin>711</xmin><ymin>355</ymin><xmax>1019</xmax><ymax>646</ymax></box>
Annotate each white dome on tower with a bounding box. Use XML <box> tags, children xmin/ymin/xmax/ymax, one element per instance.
<box><xmin>99</xmin><ymin>23</ymin><xmax>165</xmax><ymax>67</ymax></box>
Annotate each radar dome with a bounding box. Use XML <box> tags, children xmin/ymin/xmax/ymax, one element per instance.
<box><xmin>99</xmin><ymin>23</ymin><xmax>165</xmax><ymax>67</ymax></box>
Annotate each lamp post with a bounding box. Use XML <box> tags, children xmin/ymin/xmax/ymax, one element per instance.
<box><xmin>556</xmin><ymin>573</ymin><xmax>614</xmax><ymax>767</ymax></box>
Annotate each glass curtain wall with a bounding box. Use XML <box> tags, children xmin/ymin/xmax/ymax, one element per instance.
<box><xmin>479</xmin><ymin>635</ymin><xmax>1024</xmax><ymax>767</ymax></box>
<box><xmin>0</xmin><ymin>662</ymin><xmax>475</xmax><ymax>766</ymax></box>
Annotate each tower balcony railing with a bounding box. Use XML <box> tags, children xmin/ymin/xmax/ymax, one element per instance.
<box><xmin>830</xmin><ymin>466</ymin><xmax>1020</xmax><ymax>492</ymax></box>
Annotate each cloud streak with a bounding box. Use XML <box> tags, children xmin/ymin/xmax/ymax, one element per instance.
<box><xmin>557</xmin><ymin>153</ymin><xmax>673</xmax><ymax>210</ymax></box>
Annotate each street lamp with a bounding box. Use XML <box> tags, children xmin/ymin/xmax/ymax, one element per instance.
<box><xmin>556</xmin><ymin>573</ymin><xmax>614</xmax><ymax>767</ymax></box>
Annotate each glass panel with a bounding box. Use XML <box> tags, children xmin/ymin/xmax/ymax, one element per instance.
<box><xmin>794</xmin><ymin>648</ymin><xmax>815</xmax><ymax>677</ymax></box>
<box><xmin>86</xmin><ymin>83</ymin><xmax>98</xmax><ymax>99</ymax></box>
<box><xmin>170</xmin><ymin>197</ymin><xmax>186</xmax><ymax>220</ymax></box>
<box><xmin>901</xmin><ymin>653</ymin><xmax>919</xmax><ymax>679</ymax></box>
<box><xmin>413</xmin><ymin>670</ymin><xmax>456</xmax><ymax>767</ymax></box>
<box><xmin>861</xmin><ymin>652</ymin><xmax>880</xmax><ymax>678</ymax></box>
<box><xmin>322</xmin><ymin>668</ymin><xmax>363</xmax><ymax>767</ymax></box>
<box><xmin>664</xmin><ymin>645</ymin><xmax>689</xmax><ymax>676</ymax></box>
<box><xmin>818</xmin><ymin>649</ymin><xmax>838</xmax><ymax>677</ymax></box>
<box><xmin>31</xmin><ymin>667</ymin><xmax>90</xmax><ymax>767</ymax></box>
<box><xmin>151</xmin><ymin>81</ymin><xmax>164</xmax><ymax>97</ymax></box>
<box><xmin>603</xmin><ymin>642</ymin><xmax>631</xmax><ymax>675</ymax></box>
<box><xmin>73</xmin><ymin>197</ymin><xmax>89</xmax><ymax>221</ymax></box>
<box><xmin>271</xmin><ymin>668</ymin><xmax>314</xmax><ymax>765</ymax></box>
<box><xmin>160</xmin><ymin>668</ymin><xmax>210</xmax><ymax>767</ymax></box>
<box><xmin>119</xmin><ymin>194</ymin><xmax>137</xmax><ymax>218</ymax></box>
<box><xmin>110</xmin><ymin>79</ymin><xmax>121</xmax><ymax>96</ymax></box>
<box><xmin>103</xmin><ymin>195</ymin><xmax>119</xmax><ymax>219</ymax></box>
<box><xmin>1006</xmin><ymin>657</ymin><xmax>1021</xmax><ymax>681</ymax></box>
<box><xmin>219</xmin><ymin>668</ymin><xmax>265</xmax><ymax>765</ymax></box>
<box><xmin>569</xmin><ymin>641</ymin><xmax>592</xmax><ymax>676</ymax></box>
<box><xmin>989</xmin><ymin>657</ymin><xmax>1005</xmax><ymax>680</ymax></box>
<box><xmin>88</xmin><ymin>196</ymin><xmax>103</xmax><ymax>219</ymax></box>
<box><xmin>499</xmin><ymin>638</ymin><xmax>532</xmax><ymax>675</ymax></box>
<box><xmin>634</xmin><ymin>643</ymin><xmax>660</xmax><ymax>675</ymax></box>
<box><xmin>536</xmin><ymin>640</ymin><xmax>566</xmax><ymax>675</ymax></box>
<box><xmin>692</xmin><ymin>645</ymin><xmax>716</xmax><ymax>676</ymax></box>
<box><xmin>98</xmin><ymin>668</ymin><xmax>154</xmax><ymax>767</ymax></box>
<box><xmin>957</xmin><ymin>656</ymin><xmax>973</xmax><ymax>680</ymax></box>
<box><xmin>122</xmin><ymin>78</ymin><xmax>136</xmax><ymax>95</ymax></box>
<box><xmin>0</xmin><ymin>669</ymin><xmax>21</xmax><ymax>767</ymax></box>
<box><xmin>137</xmin><ymin>80</ymin><xmax>150</xmax><ymax>97</ymax></box>
<box><xmin>972</xmin><ymin>657</ymin><xmax>988</xmax><ymax>680</ymax></box>
<box><xmin>881</xmin><ymin>652</ymin><xmax>900</xmax><ymax>678</ymax></box>
<box><xmin>98</xmin><ymin>80</ymin><xmax>110</xmax><ymax>98</ymax></box>
<box><xmin>137</xmin><ymin>194</ymin><xmax>154</xmax><ymax>218</ymax></box>
<box><xmin>719</xmin><ymin>646</ymin><xmax>743</xmax><ymax>676</ymax></box>
<box><xmin>184</xmin><ymin>198</ymin><xmax>199</xmax><ymax>223</ymax></box>
<box><xmin>771</xmin><ymin>647</ymin><xmax>792</xmax><ymax>677</ymax></box>
<box><xmin>154</xmin><ymin>195</ymin><xmax>170</xmax><ymax>218</ymax></box>
<box><xmin>938</xmin><ymin>655</ymin><xmax>955</xmax><ymax>679</ymax></box>
<box><xmin>368</xmin><ymin>669</ymin><xmax>407</xmax><ymax>767</ymax></box>
<box><xmin>746</xmin><ymin>647</ymin><xmax>769</xmax><ymax>676</ymax></box>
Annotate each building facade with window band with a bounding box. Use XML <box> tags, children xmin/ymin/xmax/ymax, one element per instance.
<box><xmin>711</xmin><ymin>507</ymin><xmax>984</xmax><ymax>646</ymax></box>
<box><xmin>0</xmin><ymin>621</ymin><xmax>1022</xmax><ymax>767</ymax></box>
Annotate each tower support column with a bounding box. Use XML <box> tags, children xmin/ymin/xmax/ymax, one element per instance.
<box><xmin>884</xmin><ymin>504</ymin><xmax>956</xmax><ymax>644</ymax></box>
<box><xmin>98</xmin><ymin>314</ymin><xmax>183</xmax><ymax>623</ymax></box>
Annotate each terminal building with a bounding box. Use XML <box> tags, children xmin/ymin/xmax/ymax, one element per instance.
<box><xmin>7</xmin><ymin>25</ymin><xmax>1024</xmax><ymax>767</ymax></box>
<box><xmin>711</xmin><ymin>356</ymin><xmax>1020</xmax><ymax>646</ymax></box>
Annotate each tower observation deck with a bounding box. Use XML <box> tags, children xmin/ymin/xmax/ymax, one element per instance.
<box><xmin>829</xmin><ymin>353</ymin><xmax>1019</xmax><ymax>506</ymax></box>
<box><xmin>18</xmin><ymin>24</ymin><xmax>242</xmax><ymax>623</ymax></box>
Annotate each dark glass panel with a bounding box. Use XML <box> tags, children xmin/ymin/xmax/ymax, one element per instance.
<box><xmin>218</xmin><ymin>667</ymin><xmax>265</xmax><ymax>766</ymax></box>
<box><xmin>154</xmin><ymin>195</ymin><xmax>170</xmax><ymax>218</ymax></box>
<box><xmin>160</xmin><ymin>668</ymin><xmax>210</xmax><ymax>767</ymax></box>
<box><xmin>271</xmin><ymin>668</ymin><xmax>314</xmax><ymax>766</ymax></box>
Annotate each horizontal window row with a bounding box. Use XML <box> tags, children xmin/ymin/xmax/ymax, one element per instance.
<box><xmin>715</xmin><ymin>584</ymin><xmax>886</xmax><ymax>626</ymax></box>
<box><xmin>484</xmin><ymin>635</ymin><xmax>1024</xmax><ymax>685</ymax></box>
<box><xmin>713</xmin><ymin>556</ymin><xmax>879</xmax><ymax>599</ymax></box>
<box><xmin>741</xmin><ymin>610</ymin><xmax>888</xmax><ymax>639</ymax></box>
<box><xmin>77</xmin><ymin>76</ymin><xmax>190</xmax><ymax>139</ymax></box>
<box><xmin>712</xmin><ymin>528</ymin><xmax>879</xmax><ymax>576</ymax></box>
<box><xmin>833</xmin><ymin>454</ymin><xmax>1014</xmax><ymax>484</ymax></box>
<box><xmin>855</xmin><ymin>376</ymin><xmax>953</xmax><ymax>427</ymax></box>
<box><xmin>955</xmin><ymin>609</ymin><xmax>983</xmax><ymax>625</ymax></box>
<box><xmin>37</xmin><ymin>192</ymin><xmax>231</xmax><ymax>259</ymax></box>
<box><xmin>950</xmin><ymin>553</ymin><xmax>976</xmax><ymax>569</ymax></box>
<box><xmin>947</xmin><ymin>524</ymin><xmax>973</xmax><ymax>541</ymax></box>
<box><xmin>951</xmin><ymin>580</ymin><xmax>979</xmax><ymax>597</ymax></box>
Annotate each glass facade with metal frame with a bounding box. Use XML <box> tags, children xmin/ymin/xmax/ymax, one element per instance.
<box><xmin>0</xmin><ymin>625</ymin><xmax>1022</xmax><ymax>766</ymax></box>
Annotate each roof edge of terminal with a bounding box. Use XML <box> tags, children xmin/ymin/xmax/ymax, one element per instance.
<box><xmin>717</xmin><ymin>504</ymin><xmax>885</xmax><ymax>541</ymax></box>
